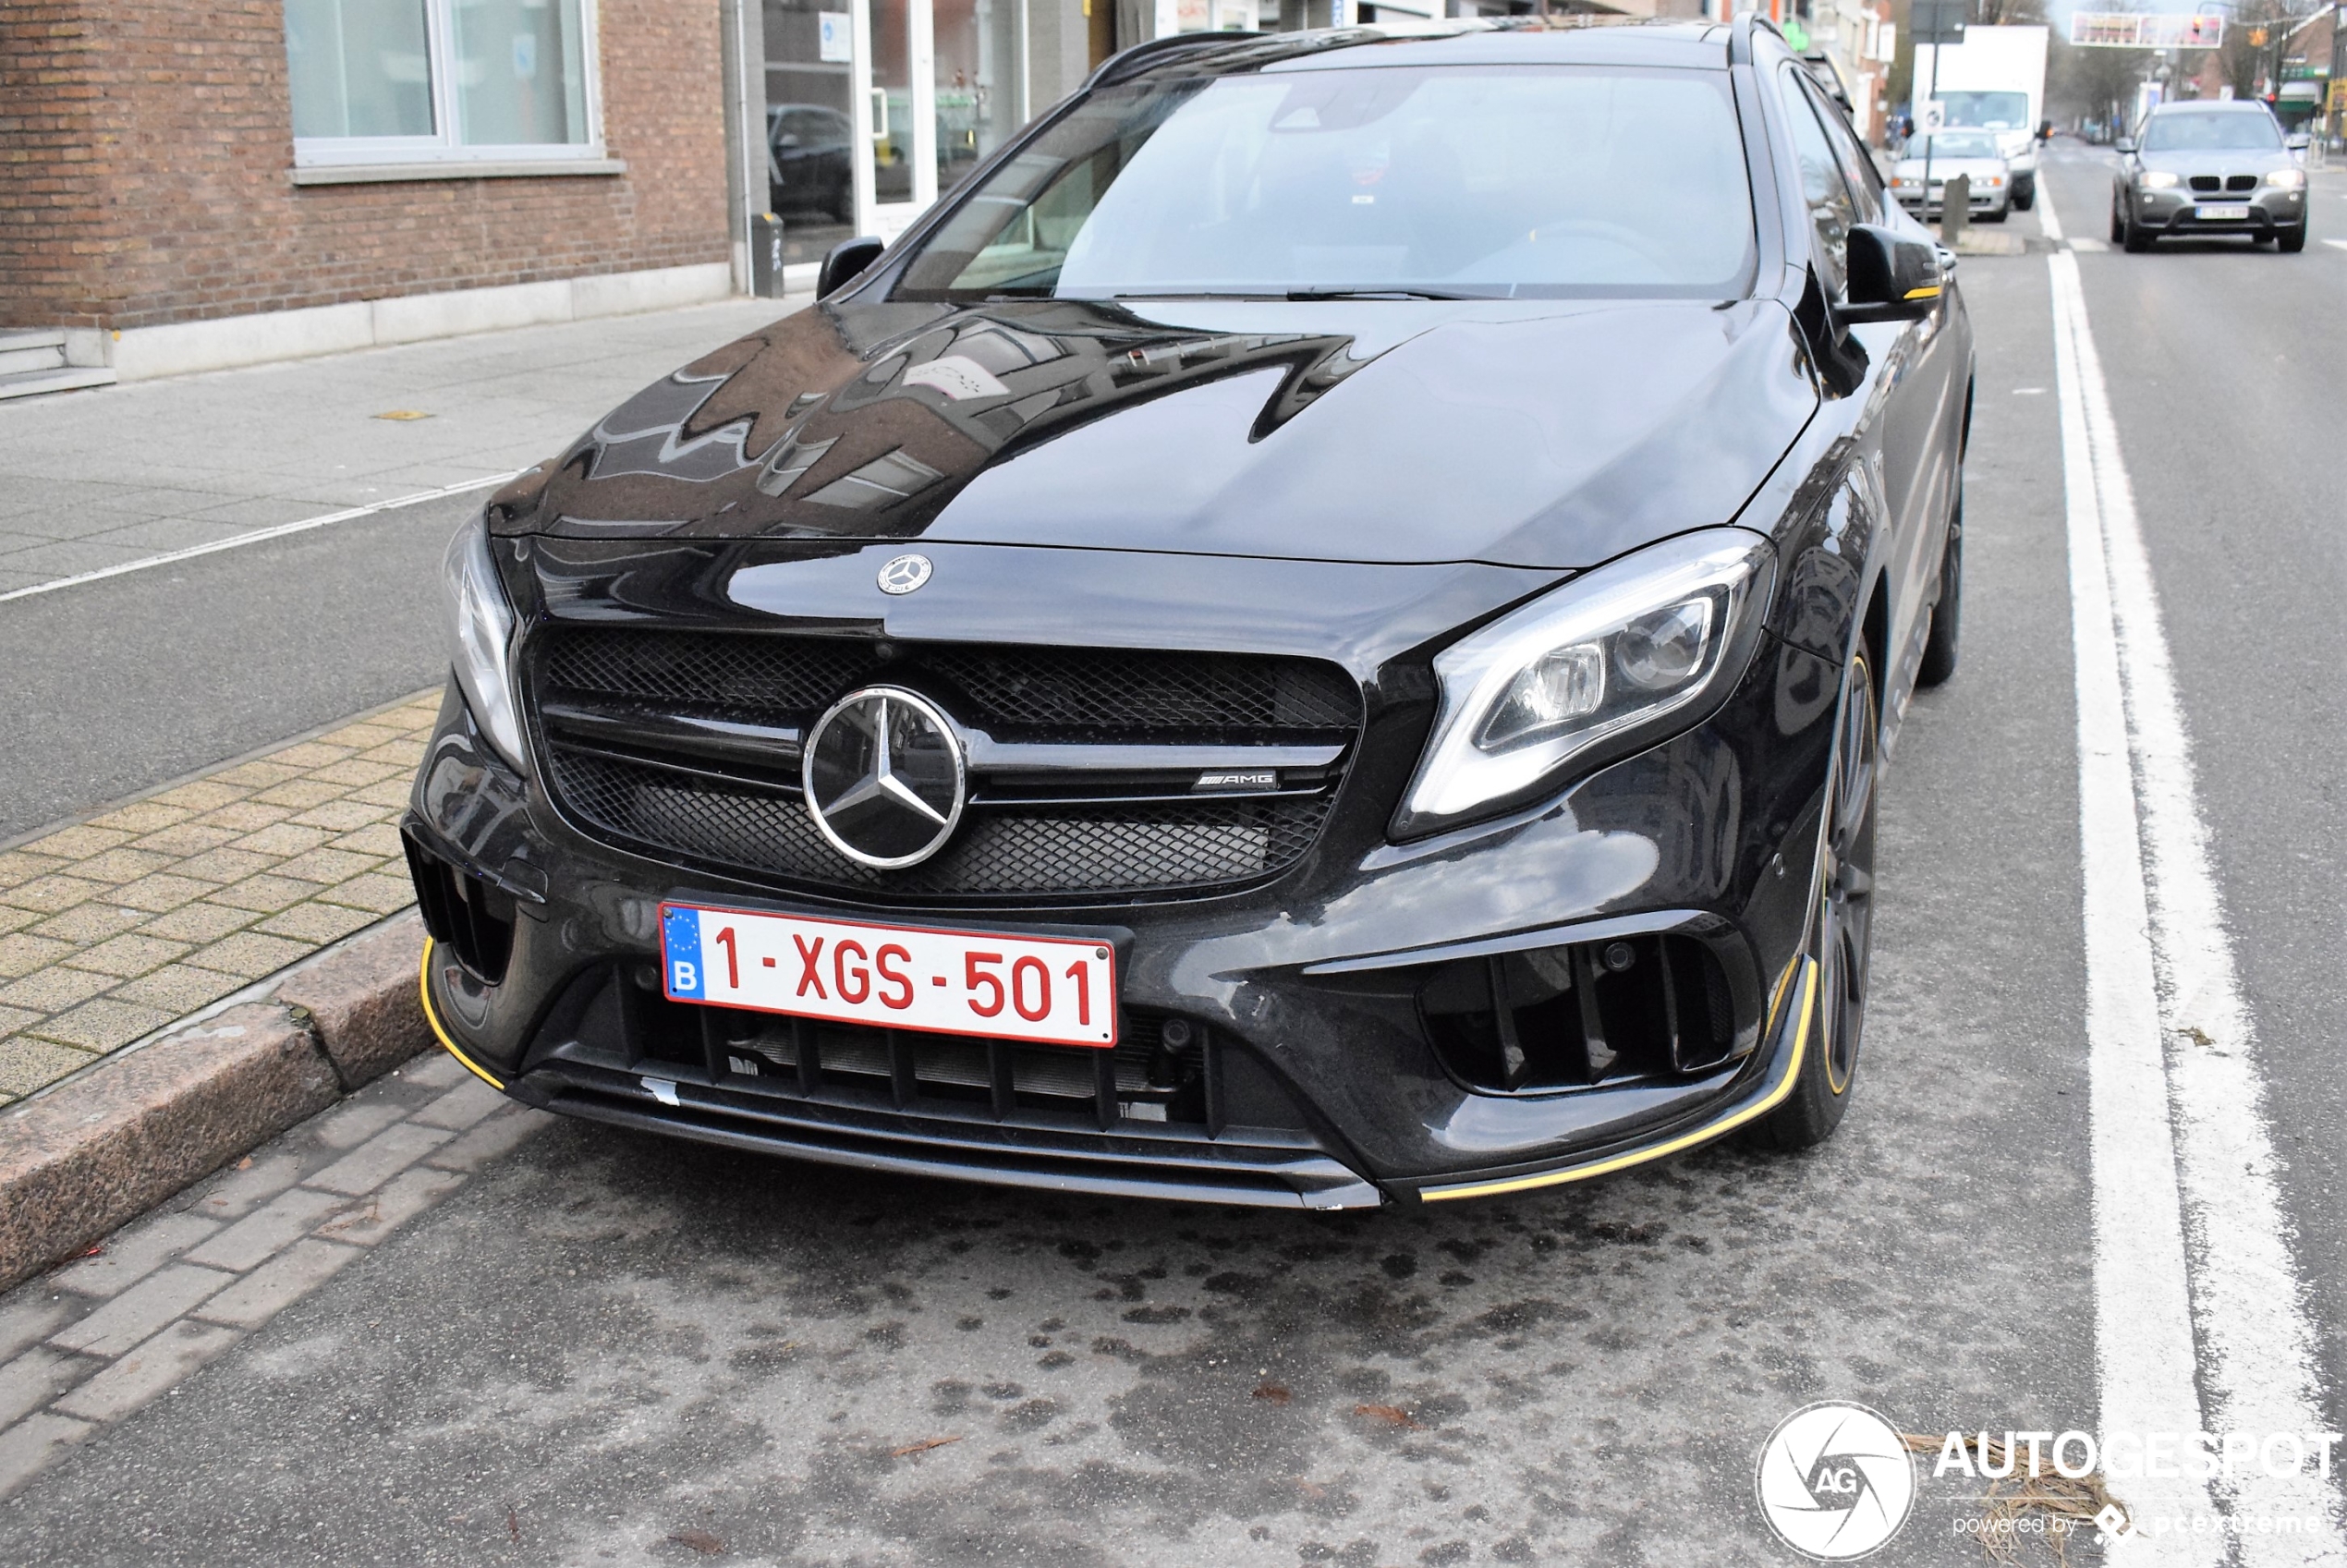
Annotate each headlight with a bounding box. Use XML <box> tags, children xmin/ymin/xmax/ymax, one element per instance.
<box><xmin>1984</xmin><ymin>175</ymin><xmax>2005</xmax><ymax>187</ymax></box>
<box><xmin>2139</xmin><ymin>171</ymin><xmax>2180</xmax><ymax>189</ymax></box>
<box><xmin>442</xmin><ymin>513</ymin><xmax>528</xmax><ymax>770</ymax></box>
<box><xmin>1394</xmin><ymin>529</ymin><xmax>1774</xmax><ymax>836</ymax></box>
<box><xmin>2266</xmin><ymin>167</ymin><xmax>2305</xmax><ymax>189</ymax></box>
<box><xmin>1895</xmin><ymin>176</ymin><xmax>1922</xmax><ymax>188</ymax></box>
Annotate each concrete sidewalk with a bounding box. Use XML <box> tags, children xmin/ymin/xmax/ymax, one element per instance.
<box><xmin>0</xmin><ymin>295</ymin><xmax>797</xmax><ymax>597</ymax></box>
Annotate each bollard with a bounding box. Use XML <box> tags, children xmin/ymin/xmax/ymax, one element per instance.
<box><xmin>750</xmin><ymin>213</ymin><xmax>787</xmax><ymax>298</ymax></box>
<box><xmin>1940</xmin><ymin>173</ymin><xmax>1970</xmax><ymax>248</ymax></box>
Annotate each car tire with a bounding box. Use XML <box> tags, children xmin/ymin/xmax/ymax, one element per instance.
<box><xmin>2013</xmin><ymin>175</ymin><xmax>2036</xmax><ymax>211</ymax></box>
<box><xmin>2279</xmin><ymin>223</ymin><xmax>2308</xmax><ymax>253</ymax></box>
<box><xmin>2110</xmin><ymin>197</ymin><xmax>2127</xmax><ymax>243</ymax></box>
<box><xmin>1748</xmin><ymin>638</ymin><xmax>1879</xmax><ymax>1153</ymax></box>
<box><xmin>1984</xmin><ymin>202</ymin><xmax>2011</xmax><ymax>224</ymax></box>
<box><xmin>2122</xmin><ymin>205</ymin><xmax>2152</xmax><ymax>252</ymax></box>
<box><xmin>1916</xmin><ymin>494</ymin><xmax>1962</xmax><ymax>687</ymax></box>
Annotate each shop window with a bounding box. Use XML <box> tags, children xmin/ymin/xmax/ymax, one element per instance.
<box><xmin>286</xmin><ymin>0</ymin><xmax>602</xmax><ymax>166</ymax></box>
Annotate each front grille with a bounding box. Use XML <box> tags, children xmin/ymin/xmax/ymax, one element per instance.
<box><xmin>2190</xmin><ymin>175</ymin><xmax>2221</xmax><ymax>193</ymax></box>
<box><xmin>538</xmin><ymin>627</ymin><xmax>1360</xmax><ymax>738</ymax></box>
<box><xmin>2225</xmin><ymin>174</ymin><xmax>2257</xmax><ymax>193</ymax></box>
<box><xmin>529</xmin><ymin>626</ymin><xmax>1362</xmax><ymax>901</ymax></box>
<box><xmin>547</xmin><ymin>748</ymin><xmax>1335</xmax><ymax>895</ymax></box>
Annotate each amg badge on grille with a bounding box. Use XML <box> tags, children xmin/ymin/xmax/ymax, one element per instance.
<box><xmin>802</xmin><ymin>687</ymin><xmax>967</xmax><ymax>869</ymax></box>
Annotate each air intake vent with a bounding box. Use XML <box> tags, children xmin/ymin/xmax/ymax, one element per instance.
<box><xmin>404</xmin><ymin>832</ymin><xmax>516</xmax><ymax>984</ymax></box>
<box><xmin>1419</xmin><ymin>933</ymin><xmax>1736</xmax><ymax>1094</ymax></box>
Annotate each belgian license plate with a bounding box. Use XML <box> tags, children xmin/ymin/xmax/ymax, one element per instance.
<box><xmin>2198</xmin><ymin>203</ymin><xmax>2251</xmax><ymax>221</ymax></box>
<box><xmin>660</xmin><ymin>903</ymin><xmax>1117</xmax><ymax>1048</ymax></box>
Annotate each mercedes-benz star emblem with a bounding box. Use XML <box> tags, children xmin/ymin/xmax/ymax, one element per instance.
<box><xmin>876</xmin><ymin>553</ymin><xmax>932</xmax><ymax>595</ymax></box>
<box><xmin>802</xmin><ymin>686</ymin><xmax>966</xmax><ymax>869</ymax></box>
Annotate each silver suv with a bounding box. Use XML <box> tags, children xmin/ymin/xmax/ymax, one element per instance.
<box><xmin>2110</xmin><ymin>101</ymin><xmax>2312</xmax><ymax>252</ymax></box>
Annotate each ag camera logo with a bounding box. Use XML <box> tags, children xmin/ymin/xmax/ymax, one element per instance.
<box><xmin>1756</xmin><ymin>1402</ymin><xmax>1917</xmax><ymax>1560</ymax></box>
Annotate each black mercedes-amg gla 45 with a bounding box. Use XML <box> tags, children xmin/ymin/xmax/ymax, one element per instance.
<box><xmin>407</xmin><ymin>18</ymin><xmax>1973</xmax><ymax>1209</ymax></box>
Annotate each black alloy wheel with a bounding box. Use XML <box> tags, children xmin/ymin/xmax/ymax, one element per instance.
<box><xmin>1750</xmin><ymin>639</ymin><xmax>1879</xmax><ymax>1151</ymax></box>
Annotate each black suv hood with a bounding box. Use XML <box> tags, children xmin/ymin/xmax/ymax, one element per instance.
<box><xmin>494</xmin><ymin>296</ymin><xmax>1818</xmax><ymax>571</ymax></box>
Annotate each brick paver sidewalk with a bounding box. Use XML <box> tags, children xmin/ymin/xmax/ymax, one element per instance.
<box><xmin>0</xmin><ymin>692</ymin><xmax>438</xmax><ymax>1103</ymax></box>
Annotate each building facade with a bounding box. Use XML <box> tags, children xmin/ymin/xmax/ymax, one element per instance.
<box><xmin>1</xmin><ymin>0</ymin><xmax>741</xmax><ymax>380</ymax></box>
<box><xmin>6</xmin><ymin>0</ymin><xmax>1733</xmax><ymax>386</ymax></box>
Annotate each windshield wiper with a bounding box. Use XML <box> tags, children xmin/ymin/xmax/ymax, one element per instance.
<box><xmin>1283</xmin><ymin>287</ymin><xmax>1501</xmax><ymax>301</ymax></box>
<box><xmin>1101</xmin><ymin>288</ymin><xmax>1500</xmax><ymax>303</ymax></box>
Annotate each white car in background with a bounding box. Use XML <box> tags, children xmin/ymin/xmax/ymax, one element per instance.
<box><xmin>1891</xmin><ymin>131</ymin><xmax>2013</xmax><ymax>224</ymax></box>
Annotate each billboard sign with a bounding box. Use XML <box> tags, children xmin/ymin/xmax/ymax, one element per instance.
<box><xmin>2069</xmin><ymin>12</ymin><xmax>2226</xmax><ymax>48</ymax></box>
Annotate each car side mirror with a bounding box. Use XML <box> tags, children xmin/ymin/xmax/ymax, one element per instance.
<box><xmin>818</xmin><ymin>236</ymin><xmax>885</xmax><ymax>298</ymax></box>
<box><xmin>2286</xmin><ymin>130</ymin><xmax>2312</xmax><ymax>152</ymax></box>
<box><xmin>1841</xmin><ymin>225</ymin><xmax>1941</xmax><ymax>322</ymax></box>
<box><xmin>2114</xmin><ymin>136</ymin><xmax>2136</xmax><ymax>154</ymax></box>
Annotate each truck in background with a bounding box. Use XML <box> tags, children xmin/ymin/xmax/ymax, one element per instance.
<box><xmin>1914</xmin><ymin>24</ymin><xmax>2050</xmax><ymax>210</ymax></box>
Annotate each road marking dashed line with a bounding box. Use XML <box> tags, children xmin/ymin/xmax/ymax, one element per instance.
<box><xmin>2049</xmin><ymin>195</ymin><xmax>2347</xmax><ymax>1559</ymax></box>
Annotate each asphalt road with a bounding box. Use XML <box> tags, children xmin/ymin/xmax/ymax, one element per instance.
<box><xmin>0</xmin><ymin>297</ymin><xmax>790</xmax><ymax>844</ymax></box>
<box><xmin>3</xmin><ymin>151</ymin><xmax>2344</xmax><ymax>1563</ymax></box>
<box><xmin>0</xmin><ymin>492</ymin><xmax>473</xmax><ymax>841</ymax></box>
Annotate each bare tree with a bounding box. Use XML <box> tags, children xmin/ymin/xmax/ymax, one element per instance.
<box><xmin>2218</xmin><ymin>0</ymin><xmax>2324</xmax><ymax>99</ymax></box>
<box><xmin>2049</xmin><ymin>33</ymin><xmax>2152</xmax><ymax>128</ymax></box>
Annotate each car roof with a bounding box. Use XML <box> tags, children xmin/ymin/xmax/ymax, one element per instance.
<box><xmin>1100</xmin><ymin>20</ymin><xmax>1733</xmax><ymax>86</ymax></box>
<box><xmin>2147</xmin><ymin>100</ymin><xmax>2271</xmax><ymax>115</ymax></box>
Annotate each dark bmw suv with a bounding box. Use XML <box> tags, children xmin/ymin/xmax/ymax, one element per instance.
<box><xmin>407</xmin><ymin>18</ymin><xmax>1973</xmax><ymax>1209</ymax></box>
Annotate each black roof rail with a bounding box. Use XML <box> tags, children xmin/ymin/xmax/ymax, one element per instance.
<box><xmin>1728</xmin><ymin>12</ymin><xmax>1783</xmax><ymax>65</ymax></box>
<box><xmin>1082</xmin><ymin>30</ymin><xmax>1258</xmax><ymax>91</ymax></box>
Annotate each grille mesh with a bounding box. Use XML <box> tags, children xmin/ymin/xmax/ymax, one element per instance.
<box><xmin>548</xmin><ymin>748</ymin><xmax>1336</xmax><ymax>898</ymax></box>
<box><xmin>537</xmin><ymin>627</ymin><xmax>1360</xmax><ymax>738</ymax></box>
<box><xmin>533</xmin><ymin>626</ymin><xmax>1359</xmax><ymax>900</ymax></box>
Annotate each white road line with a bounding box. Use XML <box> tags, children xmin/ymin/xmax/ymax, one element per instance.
<box><xmin>0</xmin><ymin>472</ymin><xmax>514</xmax><ymax>606</ymax></box>
<box><xmin>2038</xmin><ymin>185</ymin><xmax>2069</xmax><ymax>243</ymax></box>
<box><xmin>2052</xmin><ymin>246</ymin><xmax>2220</xmax><ymax>1563</ymax></box>
<box><xmin>2051</xmin><ymin>224</ymin><xmax>2347</xmax><ymax>1556</ymax></box>
<box><xmin>2324</xmin><ymin>238</ymin><xmax>2347</xmax><ymax>251</ymax></box>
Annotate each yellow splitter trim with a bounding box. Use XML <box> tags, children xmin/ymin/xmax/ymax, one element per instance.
<box><xmin>1417</xmin><ymin>954</ymin><xmax>1818</xmax><ymax>1202</ymax></box>
<box><xmin>417</xmin><ymin>936</ymin><xmax>507</xmax><ymax>1090</ymax></box>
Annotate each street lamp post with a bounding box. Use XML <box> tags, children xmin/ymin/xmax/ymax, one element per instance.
<box><xmin>1914</xmin><ymin>0</ymin><xmax>1969</xmax><ymax>230</ymax></box>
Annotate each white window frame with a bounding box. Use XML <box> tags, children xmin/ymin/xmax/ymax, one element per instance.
<box><xmin>291</xmin><ymin>0</ymin><xmax>608</xmax><ymax>168</ymax></box>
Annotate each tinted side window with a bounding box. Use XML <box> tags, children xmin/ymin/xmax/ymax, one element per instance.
<box><xmin>1803</xmin><ymin>78</ymin><xmax>1886</xmax><ymax>224</ymax></box>
<box><xmin>1780</xmin><ymin>67</ymin><xmax>1854</xmax><ymax>288</ymax></box>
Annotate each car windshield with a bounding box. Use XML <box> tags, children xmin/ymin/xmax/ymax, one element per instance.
<box><xmin>1915</xmin><ymin>132</ymin><xmax>2000</xmax><ymax>159</ymax></box>
<box><xmin>2142</xmin><ymin>112</ymin><xmax>2283</xmax><ymax>152</ymax></box>
<box><xmin>1933</xmin><ymin>90</ymin><xmax>2028</xmax><ymax>129</ymax></box>
<box><xmin>894</xmin><ymin>64</ymin><xmax>1756</xmax><ymax>301</ymax></box>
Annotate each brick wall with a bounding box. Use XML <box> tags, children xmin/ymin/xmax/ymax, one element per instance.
<box><xmin>0</xmin><ymin>0</ymin><xmax>732</xmax><ymax>332</ymax></box>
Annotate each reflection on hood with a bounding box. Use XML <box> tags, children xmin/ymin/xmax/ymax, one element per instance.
<box><xmin>491</xmin><ymin>294</ymin><xmax>1818</xmax><ymax>570</ymax></box>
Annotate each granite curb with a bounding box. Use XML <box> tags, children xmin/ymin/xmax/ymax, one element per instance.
<box><xmin>0</xmin><ymin>912</ymin><xmax>433</xmax><ymax>1294</ymax></box>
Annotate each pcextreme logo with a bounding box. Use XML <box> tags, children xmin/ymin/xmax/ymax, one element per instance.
<box><xmin>1755</xmin><ymin>1402</ymin><xmax>1919</xmax><ymax>1560</ymax></box>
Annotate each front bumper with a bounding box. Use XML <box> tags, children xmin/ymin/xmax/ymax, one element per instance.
<box><xmin>1898</xmin><ymin>189</ymin><xmax>2008</xmax><ymax>218</ymax></box>
<box><xmin>2129</xmin><ymin>186</ymin><xmax>2305</xmax><ymax>236</ymax></box>
<box><xmin>405</xmin><ymin>572</ymin><xmax>1841</xmax><ymax>1207</ymax></box>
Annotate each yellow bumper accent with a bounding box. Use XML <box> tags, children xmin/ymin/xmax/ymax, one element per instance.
<box><xmin>1417</xmin><ymin>954</ymin><xmax>1818</xmax><ymax>1203</ymax></box>
<box><xmin>417</xmin><ymin>937</ymin><xmax>506</xmax><ymax>1090</ymax></box>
